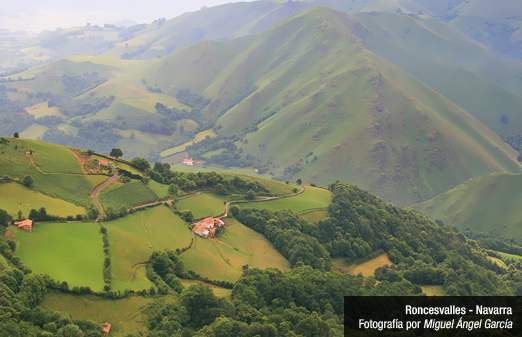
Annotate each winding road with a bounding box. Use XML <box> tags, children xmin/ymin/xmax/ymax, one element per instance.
<box><xmin>91</xmin><ymin>162</ymin><xmax>119</xmax><ymax>219</ymax></box>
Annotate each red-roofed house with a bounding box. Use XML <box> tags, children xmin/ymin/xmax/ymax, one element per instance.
<box><xmin>98</xmin><ymin>160</ymin><xmax>109</xmax><ymax>166</ymax></box>
<box><xmin>193</xmin><ymin>217</ymin><xmax>224</xmax><ymax>238</ymax></box>
<box><xmin>102</xmin><ymin>323</ymin><xmax>111</xmax><ymax>334</ymax></box>
<box><xmin>182</xmin><ymin>158</ymin><xmax>194</xmax><ymax>166</ymax></box>
<box><xmin>18</xmin><ymin>219</ymin><xmax>32</xmax><ymax>232</ymax></box>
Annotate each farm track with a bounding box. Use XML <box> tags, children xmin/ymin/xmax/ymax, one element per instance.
<box><xmin>141</xmin><ymin>219</ymin><xmax>155</xmax><ymax>250</ymax></box>
<box><xmin>128</xmin><ymin>262</ymin><xmax>146</xmax><ymax>282</ymax></box>
<box><xmin>221</xmin><ymin>185</ymin><xmax>305</xmax><ymax>218</ymax></box>
<box><xmin>26</xmin><ymin>152</ymin><xmax>46</xmax><ymax>174</ymax></box>
<box><xmin>91</xmin><ymin>162</ymin><xmax>119</xmax><ymax>219</ymax></box>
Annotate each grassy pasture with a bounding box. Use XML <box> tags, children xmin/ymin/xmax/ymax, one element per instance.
<box><xmin>420</xmin><ymin>285</ymin><xmax>446</xmax><ymax>296</ymax></box>
<box><xmin>498</xmin><ymin>252</ymin><xmax>522</xmax><ymax>261</ymax></box>
<box><xmin>0</xmin><ymin>183</ymin><xmax>85</xmax><ymax>217</ymax></box>
<box><xmin>99</xmin><ymin>180</ymin><xmax>158</xmax><ymax>210</ymax></box>
<box><xmin>300</xmin><ymin>210</ymin><xmax>328</xmax><ymax>223</ymax></box>
<box><xmin>0</xmin><ymin>137</ymin><xmax>81</xmax><ymax>176</ymax></box>
<box><xmin>219</xmin><ymin>220</ymin><xmax>290</xmax><ymax>271</ymax></box>
<box><xmin>0</xmin><ymin>138</ymin><xmax>105</xmax><ymax>207</ymax></box>
<box><xmin>180</xmin><ymin>237</ymin><xmax>242</xmax><ymax>283</ymax></box>
<box><xmin>146</xmin><ymin>180</ymin><xmax>170</xmax><ymax>199</ymax></box>
<box><xmin>240</xmin><ymin>186</ymin><xmax>332</xmax><ymax>213</ymax></box>
<box><xmin>26</xmin><ymin>102</ymin><xmax>62</xmax><ymax>118</ymax></box>
<box><xmin>14</xmin><ymin>222</ymin><xmax>105</xmax><ymax>291</ymax></box>
<box><xmin>175</xmin><ymin>193</ymin><xmax>229</xmax><ymax>219</ymax></box>
<box><xmin>330</xmin><ymin>254</ymin><xmax>394</xmax><ymax>277</ymax></box>
<box><xmin>181</xmin><ymin>220</ymin><xmax>289</xmax><ymax>283</ymax></box>
<box><xmin>41</xmin><ymin>290</ymin><xmax>153</xmax><ymax>336</ymax></box>
<box><xmin>20</xmin><ymin>123</ymin><xmax>48</xmax><ymax>140</ymax></box>
<box><xmin>105</xmin><ymin>206</ymin><xmax>192</xmax><ymax>291</ymax></box>
<box><xmin>36</xmin><ymin>174</ymin><xmax>106</xmax><ymax>208</ymax></box>
<box><xmin>180</xmin><ymin>279</ymin><xmax>232</xmax><ymax>299</ymax></box>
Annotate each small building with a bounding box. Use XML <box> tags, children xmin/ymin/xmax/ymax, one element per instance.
<box><xmin>193</xmin><ymin>217</ymin><xmax>224</xmax><ymax>238</ymax></box>
<box><xmin>194</xmin><ymin>224</ymin><xmax>209</xmax><ymax>238</ymax></box>
<box><xmin>102</xmin><ymin>323</ymin><xmax>111</xmax><ymax>334</ymax></box>
<box><xmin>182</xmin><ymin>158</ymin><xmax>194</xmax><ymax>166</ymax></box>
<box><xmin>18</xmin><ymin>219</ymin><xmax>32</xmax><ymax>232</ymax></box>
<box><xmin>98</xmin><ymin>160</ymin><xmax>109</xmax><ymax>166</ymax></box>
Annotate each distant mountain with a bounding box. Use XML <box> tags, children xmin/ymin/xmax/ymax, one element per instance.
<box><xmin>412</xmin><ymin>172</ymin><xmax>522</xmax><ymax>241</ymax></box>
<box><xmin>2</xmin><ymin>7</ymin><xmax>520</xmax><ymax>206</ymax></box>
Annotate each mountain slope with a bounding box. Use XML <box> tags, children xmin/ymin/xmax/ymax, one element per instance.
<box><xmin>412</xmin><ymin>172</ymin><xmax>522</xmax><ymax>240</ymax></box>
<box><xmin>2</xmin><ymin>7</ymin><xmax>521</xmax><ymax>206</ymax></box>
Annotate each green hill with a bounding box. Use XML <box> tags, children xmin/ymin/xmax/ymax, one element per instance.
<box><xmin>412</xmin><ymin>172</ymin><xmax>522</xmax><ymax>240</ymax></box>
<box><xmin>3</xmin><ymin>7</ymin><xmax>522</xmax><ymax>205</ymax></box>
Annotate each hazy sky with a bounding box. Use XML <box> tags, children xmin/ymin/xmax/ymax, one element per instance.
<box><xmin>2</xmin><ymin>0</ymin><xmax>258</xmax><ymax>32</ymax></box>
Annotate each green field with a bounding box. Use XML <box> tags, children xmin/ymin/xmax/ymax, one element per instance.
<box><xmin>0</xmin><ymin>138</ymin><xmax>106</xmax><ymax>207</ymax></box>
<box><xmin>413</xmin><ymin>173</ymin><xmax>522</xmax><ymax>240</ymax></box>
<box><xmin>0</xmin><ymin>183</ymin><xmax>86</xmax><ymax>218</ymax></box>
<box><xmin>14</xmin><ymin>222</ymin><xmax>105</xmax><ymax>291</ymax></box>
<box><xmin>240</xmin><ymin>186</ymin><xmax>332</xmax><ymax>213</ymax></box>
<box><xmin>99</xmin><ymin>180</ymin><xmax>159</xmax><ymax>210</ymax></box>
<box><xmin>41</xmin><ymin>291</ymin><xmax>154</xmax><ymax>336</ymax></box>
<box><xmin>146</xmin><ymin>180</ymin><xmax>170</xmax><ymax>199</ymax></box>
<box><xmin>300</xmin><ymin>210</ymin><xmax>328</xmax><ymax>223</ymax></box>
<box><xmin>420</xmin><ymin>285</ymin><xmax>446</xmax><ymax>296</ymax></box>
<box><xmin>330</xmin><ymin>254</ymin><xmax>393</xmax><ymax>277</ymax></box>
<box><xmin>105</xmin><ymin>206</ymin><xmax>192</xmax><ymax>291</ymax></box>
<box><xmin>180</xmin><ymin>279</ymin><xmax>232</xmax><ymax>299</ymax></box>
<box><xmin>175</xmin><ymin>193</ymin><xmax>229</xmax><ymax>219</ymax></box>
<box><xmin>180</xmin><ymin>220</ymin><xmax>289</xmax><ymax>283</ymax></box>
<box><xmin>498</xmin><ymin>251</ymin><xmax>522</xmax><ymax>261</ymax></box>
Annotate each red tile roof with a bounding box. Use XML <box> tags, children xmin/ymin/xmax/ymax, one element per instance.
<box><xmin>99</xmin><ymin>160</ymin><xmax>109</xmax><ymax>166</ymax></box>
<box><xmin>18</xmin><ymin>219</ymin><xmax>32</xmax><ymax>231</ymax></box>
<box><xmin>102</xmin><ymin>323</ymin><xmax>111</xmax><ymax>334</ymax></box>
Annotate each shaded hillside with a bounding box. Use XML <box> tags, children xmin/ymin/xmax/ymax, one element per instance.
<box><xmin>348</xmin><ymin>11</ymin><xmax>522</xmax><ymax>138</ymax></box>
<box><xmin>363</xmin><ymin>0</ymin><xmax>522</xmax><ymax>62</ymax></box>
<box><xmin>412</xmin><ymin>172</ymin><xmax>522</xmax><ymax>241</ymax></box>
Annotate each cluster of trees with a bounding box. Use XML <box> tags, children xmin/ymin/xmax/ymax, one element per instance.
<box><xmin>230</xmin><ymin>181</ymin><xmax>522</xmax><ymax>296</ymax></box>
<box><xmin>147</xmin><ymin>162</ymin><xmax>268</xmax><ymax>196</ymax></box>
<box><xmin>0</xmin><ymin>269</ymin><xmax>104</xmax><ymax>336</ymax></box>
<box><xmin>0</xmin><ymin>92</ymin><xmax>34</xmax><ymax>136</ymax></box>
<box><xmin>176</xmin><ymin>88</ymin><xmax>211</xmax><ymax>111</ymax></box>
<box><xmin>61</xmin><ymin>72</ymin><xmax>106</xmax><ymax>97</ymax></box>
<box><xmin>42</xmin><ymin>120</ymin><xmax>121</xmax><ymax>154</ymax></box>
<box><xmin>57</xmin><ymin>95</ymin><xmax>115</xmax><ymax>117</ymax></box>
<box><xmin>185</xmin><ymin>134</ymin><xmax>268</xmax><ymax>170</ymax></box>
<box><xmin>231</xmin><ymin>207</ymin><xmax>331</xmax><ymax>271</ymax></box>
<box><xmin>28</xmin><ymin>207</ymin><xmax>57</xmax><ymax>222</ymax></box>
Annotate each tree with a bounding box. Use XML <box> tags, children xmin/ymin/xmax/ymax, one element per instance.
<box><xmin>13</xmin><ymin>132</ymin><xmax>19</xmax><ymax>138</ymax></box>
<box><xmin>296</xmin><ymin>178</ymin><xmax>302</xmax><ymax>185</ymax></box>
<box><xmin>22</xmin><ymin>175</ymin><xmax>33</xmax><ymax>187</ymax></box>
<box><xmin>0</xmin><ymin>209</ymin><xmax>11</xmax><ymax>227</ymax></box>
<box><xmin>245</xmin><ymin>189</ymin><xmax>255</xmax><ymax>200</ymax></box>
<box><xmin>110</xmin><ymin>148</ymin><xmax>123</xmax><ymax>158</ymax></box>
<box><xmin>180</xmin><ymin>210</ymin><xmax>194</xmax><ymax>223</ymax></box>
<box><xmin>130</xmin><ymin>157</ymin><xmax>150</xmax><ymax>171</ymax></box>
<box><xmin>500</xmin><ymin>114</ymin><xmax>509</xmax><ymax>124</ymax></box>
